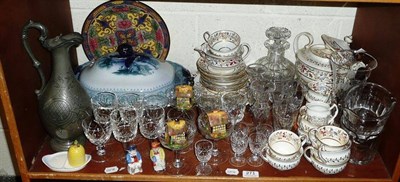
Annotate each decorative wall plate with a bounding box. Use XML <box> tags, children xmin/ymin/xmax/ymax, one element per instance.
<box><xmin>82</xmin><ymin>0</ymin><xmax>170</xmax><ymax>62</ymax></box>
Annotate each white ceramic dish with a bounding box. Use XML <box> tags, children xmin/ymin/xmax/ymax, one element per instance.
<box><xmin>42</xmin><ymin>151</ymin><xmax>91</xmax><ymax>172</ymax></box>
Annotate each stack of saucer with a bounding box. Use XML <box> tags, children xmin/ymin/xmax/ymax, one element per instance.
<box><xmin>196</xmin><ymin>57</ymin><xmax>248</xmax><ymax>92</ymax></box>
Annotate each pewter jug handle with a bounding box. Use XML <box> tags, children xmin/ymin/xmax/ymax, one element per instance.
<box><xmin>22</xmin><ymin>20</ymin><xmax>48</xmax><ymax>97</ymax></box>
<box><xmin>293</xmin><ymin>32</ymin><xmax>314</xmax><ymax>54</ymax></box>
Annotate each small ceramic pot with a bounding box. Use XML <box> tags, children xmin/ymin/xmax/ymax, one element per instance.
<box><xmin>261</xmin><ymin>146</ymin><xmax>302</xmax><ymax>171</ymax></box>
<box><xmin>304</xmin><ymin>149</ymin><xmax>347</xmax><ymax>175</ymax></box>
<box><xmin>267</xmin><ymin>130</ymin><xmax>306</xmax><ymax>161</ymax></box>
<box><xmin>300</xmin><ymin>101</ymin><xmax>338</xmax><ymax>125</ymax></box>
<box><xmin>308</xmin><ymin>125</ymin><xmax>350</xmax><ymax>151</ymax></box>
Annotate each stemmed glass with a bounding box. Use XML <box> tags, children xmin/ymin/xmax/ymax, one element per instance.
<box><xmin>140</xmin><ymin>105</ymin><xmax>165</xmax><ymax>144</ymax></box>
<box><xmin>110</xmin><ymin>110</ymin><xmax>139</xmax><ymax>161</ymax></box>
<box><xmin>229</xmin><ymin>123</ymin><xmax>249</xmax><ymax>167</ymax></box>
<box><xmin>91</xmin><ymin>92</ymin><xmax>118</xmax><ymax>124</ymax></box>
<box><xmin>118</xmin><ymin>93</ymin><xmax>144</xmax><ymax>145</ymax></box>
<box><xmin>82</xmin><ymin>114</ymin><xmax>113</xmax><ymax>163</ymax></box>
<box><xmin>158</xmin><ymin>120</ymin><xmax>197</xmax><ymax>175</ymax></box>
<box><xmin>247</xmin><ymin>132</ymin><xmax>267</xmax><ymax>167</ymax></box>
<box><xmin>221</xmin><ymin>91</ymin><xmax>248</xmax><ymax>125</ymax></box>
<box><xmin>198</xmin><ymin>111</ymin><xmax>233</xmax><ymax>165</ymax></box>
<box><xmin>195</xmin><ymin>139</ymin><xmax>214</xmax><ymax>176</ymax></box>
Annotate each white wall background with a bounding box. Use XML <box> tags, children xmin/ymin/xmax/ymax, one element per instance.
<box><xmin>0</xmin><ymin>0</ymin><xmax>356</xmax><ymax>176</ymax></box>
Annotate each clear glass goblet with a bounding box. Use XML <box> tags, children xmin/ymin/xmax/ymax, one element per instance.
<box><xmin>195</xmin><ymin>139</ymin><xmax>214</xmax><ymax>176</ymax></box>
<box><xmin>229</xmin><ymin>123</ymin><xmax>249</xmax><ymax>167</ymax></box>
<box><xmin>82</xmin><ymin>115</ymin><xmax>113</xmax><ymax>163</ymax></box>
<box><xmin>91</xmin><ymin>92</ymin><xmax>118</xmax><ymax>124</ymax></box>
<box><xmin>117</xmin><ymin>93</ymin><xmax>145</xmax><ymax>145</ymax></box>
<box><xmin>247</xmin><ymin>132</ymin><xmax>267</xmax><ymax>167</ymax></box>
<box><xmin>158</xmin><ymin>121</ymin><xmax>197</xmax><ymax>175</ymax></box>
<box><xmin>197</xmin><ymin>111</ymin><xmax>233</xmax><ymax>165</ymax></box>
<box><xmin>111</xmin><ymin>110</ymin><xmax>139</xmax><ymax>161</ymax></box>
<box><xmin>222</xmin><ymin>91</ymin><xmax>247</xmax><ymax>125</ymax></box>
<box><xmin>140</xmin><ymin>105</ymin><xmax>165</xmax><ymax>144</ymax></box>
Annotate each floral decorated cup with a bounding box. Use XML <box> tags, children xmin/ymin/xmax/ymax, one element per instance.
<box><xmin>261</xmin><ymin>146</ymin><xmax>302</xmax><ymax>171</ymax></box>
<box><xmin>266</xmin><ymin>130</ymin><xmax>306</xmax><ymax>161</ymax></box>
<box><xmin>304</xmin><ymin>142</ymin><xmax>351</xmax><ymax>165</ymax></box>
<box><xmin>300</xmin><ymin>101</ymin><xmax>338</xmax><ymax>126</ymax></box>
<box><xmin>308</xmin><ymin>125</ymin><xmax>350</xmax><ymax>152</ymax></box>
<box><xmin>203</xmin><ymin>30</ymin><xmax>250</xmax><ymax>58</ymax></box>
<box><xmin>304</xmin><ymin>149</ymin><xmax>347</xmax><ymax>175</ymax></box>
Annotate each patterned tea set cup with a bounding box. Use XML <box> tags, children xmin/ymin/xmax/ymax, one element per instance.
<box><xmin>304</xmin><ymin>125</ymin><xmax>351</xmax><ymax>174</ymax></box>
<box><xmin>194</xmin><ymin>30</ymin><xmax>251</xmax><ymax>92</ymax></box>
<box><xmin>297</xmin><ymin>101</ymin><xmax>339</xmax><ymax>139</ymax></box>
<box><xmin>261</xmin><ymin>130</ymin><xmax>306</xmax><ymax>171</ymax></box>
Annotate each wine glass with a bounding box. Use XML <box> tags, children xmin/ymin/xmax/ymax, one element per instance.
<box><xmin>140</xmin><ymin>105</ymin><xmax>165</xmax><ymax>144</ymax></box>
<box><xmin>118</xmin><ymin>93</ymin><xmax>145</xmax><ymax>145</ymax></box>
<box><xmin>143</xmin><ymin>94</ymin><xmax>169</xmax><ymax>108</ymax></box>
<box><xmin>167</xmin><ymin>108</ymin><xmax>196</xmax><ymax>154</ymax></box>
<box><xmin>229</xmin><ymin>122</ymin><xmax>249</xmax><ymax>167</ymax></box>
<box><xmin>221</xmin><ymin>91</ymin><xmax>248</xmax><ymax>125</ymax></box>
<box><xmin>82</xmin><ymin>114</ymin><xmax>113</xmax><ymax>163</ymax></box>
<box><xmin>110</xmin><ymin>110</ymin><xmax>139</xmax><ymax>161</ymax></box>
<box><xmin>247</xmin><ymin>132</ymin><xmax>267</xmax><ymax>167</ymax></box>
<box><xmin>158</xmin><ymin>120</ymin><xmax>196</xmax><ymax>175</ymax></box>
<box><xmin>91</xmin><ymin>92</ymin><xmax>118</xmax><ymax>124</ymax></box>
<box><xmin>195</xmin><ymin>139</ymin><xmax>214</xmax><ymax>176</ymax></box>
<box><xmin>197</xmin><ymin>111</ymin><xmax>233</xmax><ymax>165</ymax></box>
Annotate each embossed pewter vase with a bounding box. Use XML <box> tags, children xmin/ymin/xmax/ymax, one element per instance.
<box><xmin>22</xmin><ymin>21</ymin><xmax>92</xmax><ymax>152</ymax></box>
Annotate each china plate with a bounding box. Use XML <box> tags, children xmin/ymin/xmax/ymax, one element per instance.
<box><xmin>42</xmin><ymin>151</ymin><xmax>91</xmax><ymax>172</ymax></box>
<box><xmin>81</xmin><ymin>1</ymin><xmax>170</xmax><ymax>62</ymax></box>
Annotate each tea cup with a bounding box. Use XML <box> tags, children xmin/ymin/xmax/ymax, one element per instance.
<box><xmin>304</xmin><ymin>142</ymin><xmax>351</xmax><ymax>165</ymax></box>
<box><xmin>261</xmin><ymin>146</ymin><xmax>302</xmax><ymax>171</ymax></box>
<box><xmin>300</xmin><ymin>101</ymin><xmax>338</xmax><ymax>125</ymax></box>
<box><xmin>267</xmin><ymin>129</ymin><xmax>306</xmax><ymax>161</ymax></box>
<box><xmin>303</xmin><ymin>149</ymin><xmax>347</xmax><ymax>175</ymax></box>
<box><xmin>203</xmin><ymin>30</ymin><xmax>250</xmax><ymax>58</ymax></box>
<box><xmin>298</xmin><ymin>110</ymin><xmax>319</xmax><ymax>132</ymax></box>
<box><xmin>308</xmin><ymin>125</ymin><xmax>350</xmax><ymax>151</ymax></box>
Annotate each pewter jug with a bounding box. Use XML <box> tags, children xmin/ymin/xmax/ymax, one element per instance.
<box><xmin>22</xmin><ymin>20</ymin><xmax>92</xmax><ymax>151</ymax></box>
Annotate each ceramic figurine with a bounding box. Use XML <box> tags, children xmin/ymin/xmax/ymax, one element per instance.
<box><xmin>149</xmin><ymin>141</ymin><xmax>166</xmax><ymax>173</ymax></box>
<box><xmin>126</xmin><ymin>145</ymin><xmax>143</xmax><ymax>175</ymax></box>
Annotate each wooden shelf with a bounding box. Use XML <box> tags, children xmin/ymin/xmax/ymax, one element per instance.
<box><xmin>27</xmin><ymin>125</ymin><xmax>391</xmax><ymax>181</ymax></box>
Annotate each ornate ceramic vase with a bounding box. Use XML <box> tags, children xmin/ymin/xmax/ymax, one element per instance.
<box><xmin>22</xmin><ymin>21</ymin><xmax>92</xmax><ymax>152</ymax></box>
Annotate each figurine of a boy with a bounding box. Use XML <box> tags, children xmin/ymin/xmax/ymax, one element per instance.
<box><xmin>126</xmin><ymin>145</ymin><xmax>143</xmax><ymax>175</ymax></box>
<box><xmin>149</xmin><ymin>141</ymin><xmax>166</xmax><ymax>173</ymax></box>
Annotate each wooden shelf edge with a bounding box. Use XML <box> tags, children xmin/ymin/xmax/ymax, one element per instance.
<box><xmin>26</xmin><ymin>172</ymin><xmax>393</xmax><ymax>182</ymax></box>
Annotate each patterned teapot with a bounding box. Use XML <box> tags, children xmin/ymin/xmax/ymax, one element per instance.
<box><xmin>293</xmin><ymin>33</ymin><xmax>360</xmax><ymax>102</ymax></box>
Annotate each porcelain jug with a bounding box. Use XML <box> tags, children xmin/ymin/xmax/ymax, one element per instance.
<box><xmin>22</xmin><ymin>21</ymin><xmax>92</xmax><ymax>152</ymax></box>
<box><xmin>293</xmin><ymin>33</ymin><xmax>360</xmax><ymax>102</ymax></box>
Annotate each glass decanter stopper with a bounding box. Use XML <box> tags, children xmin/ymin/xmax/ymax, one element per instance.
<box><xmin>256</xmin><ymin>27</ymin><xmax>296</xmax><ymax>86</ymax></box>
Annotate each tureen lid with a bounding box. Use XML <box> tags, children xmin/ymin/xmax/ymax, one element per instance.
<box><xmin>78</xmin><ymin>44</ymin><xmax>175</xmax><ymax>96</ymax></box>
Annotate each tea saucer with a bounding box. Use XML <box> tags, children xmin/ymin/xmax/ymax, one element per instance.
<box><xmin>42</xmin><ymin>151</ymin><xmax>91</xmax><ymax>172</ymax></box>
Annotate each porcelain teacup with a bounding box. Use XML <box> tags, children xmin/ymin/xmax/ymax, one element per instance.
<box><xmin>308</xmin><ymin>125</ymin><xmax>350</xmax><ymax>152</ymax></box>
<box><xmin>304</xmin><ymin>142</ymin><xmax>351</xmax><ymax>165</ymax></box>
<box><xmin>261</xmin><ymin>146</ymin><xmax>302</xmax><ymax>171</ymax></box>
<box><xmin>303</xmin><ymin>149</ymin><xmax>347</xmax><ymax>175</ymax></box>
<box><xmin>300</xmin><ymin>101</ymin><xmax>338</xmax><ymax>125</ymax></box>
<box><xmin>267</xmin><ymin>129</ymin><xmax>306</xmax><ymax>161</ymax></box>
<box><xmin>203</xmin><ymin>30</ymin><xmax>250</xmax><ymax>58</ymax></box>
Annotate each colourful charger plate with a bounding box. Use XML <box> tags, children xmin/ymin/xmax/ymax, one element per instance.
<box><xmin>81</xmin><ymin>0</ymin><xmax>170</xmax><ymax>62</ymax></box>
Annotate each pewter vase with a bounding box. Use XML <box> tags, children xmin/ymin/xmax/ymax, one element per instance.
<box><xmin>22</xmin><ymin>20</ymin><xmax>92</xmax><ymax>151</ymax></box>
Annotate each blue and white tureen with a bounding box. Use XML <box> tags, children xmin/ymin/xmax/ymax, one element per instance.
<box><xmin>77</xmin><ymin>44</ymin><xmax>192</xmax><ymax>97</ymax></box>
